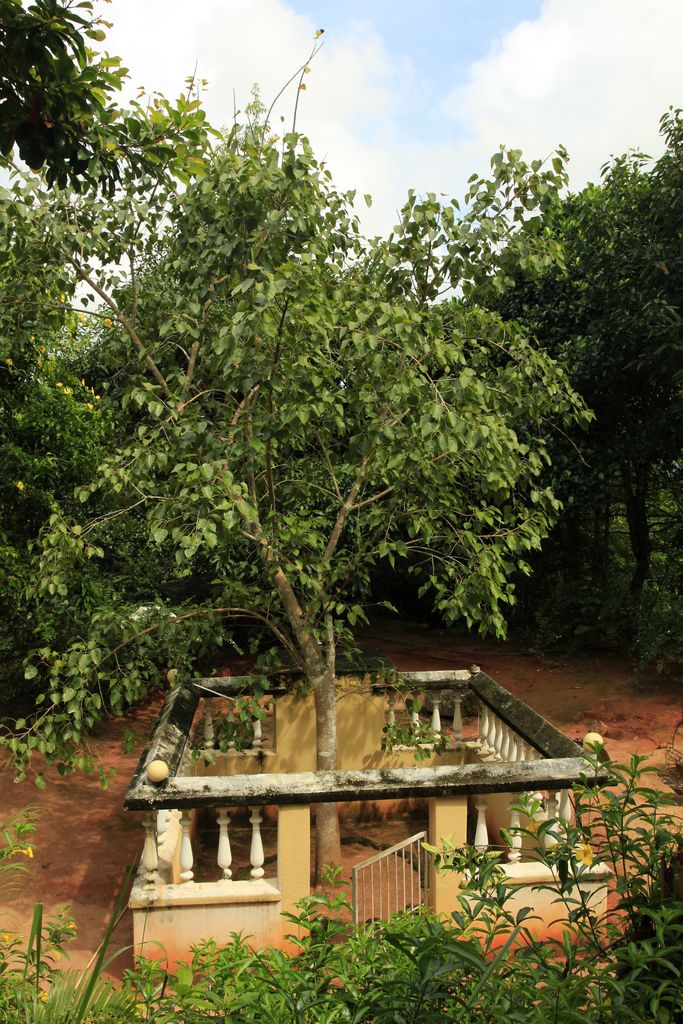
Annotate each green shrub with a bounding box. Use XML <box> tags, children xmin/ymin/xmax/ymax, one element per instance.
<box><xmin>0</xmin><ymin>755</ymin><xmax>681</xmax><ymax>1022</ymax></box>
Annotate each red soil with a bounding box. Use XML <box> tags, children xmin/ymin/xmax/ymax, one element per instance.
<box><xmin>1</xmin><ymin>621</ymin><xmax>681</xmax><ymax>979</ymax></box>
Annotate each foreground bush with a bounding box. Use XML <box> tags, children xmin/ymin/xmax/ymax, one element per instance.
<box><xmin>1</xmin><ymin>755</ymin><xmax>681</xmax><ymax>1022</ymax></box>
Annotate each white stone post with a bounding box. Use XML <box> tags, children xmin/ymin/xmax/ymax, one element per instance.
<box><xmin>452</xmin><ymin>695</ymin><xmax>463</xmax><ymax>742</ymax></box>
<box><xmin>179</xmin><ymin>810</ymin><xmax>194</xmax><ymax>883</ymax></box>
<box><xmin>507</xmin><ymin>802</ymin><xmax>522</xmax><ymax>863</ymax></box>
<box><xmin>217</xmin><ymin>809</ymin><xmax>232</xmax><ymax>880</ymax></box>
<box><xmin>142</xmin><ymin>814</ymin><xmax>158</xmax><ymax>887</ymax></box>
<box><xmin>249</xmin><ymin>806</ymin><xmax>265</xmax><ymax>879</ymax></box>
<box><xmin>474</xmin><ymin>799</ymin><xmax>489</xmax><ymax>851</ymax></box>
<box><xmin>501</xmin><ymin>725</ymin><xmax>513</xmax><ymax>761</ymax></box>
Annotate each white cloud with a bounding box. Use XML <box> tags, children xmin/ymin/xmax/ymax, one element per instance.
<box><xmin>101</xmin><ymin>0</ymin><xmax>683</xmax><ymax>235</ymax></box>
<box><xmin>441</xmin><ymin>0</ymin><xmax>683</xmax><ymax>189</ymax></box>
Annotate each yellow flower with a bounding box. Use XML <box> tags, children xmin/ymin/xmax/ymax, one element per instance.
<box><xmin>55</xmin><ymin>382</ymin><xmax>63</xmax><ymax>388</ymax></box>
<box><xmin>59</xmin><ymin>293</ymin><xmax>65</xmax><ymax>303</ymax></box>
<box><xmin>86</xmin><ymin>402</ymin><xmax>93</xmax><ymax>411</ymax></box>
<box><xmin>0</xmin><ymin>932</ymin><xmax>13</xmax><ymax>943</ymax></box>
<box><xmin>39</xmin><ymin>991</ymin><xmax>48</xmax><ymax>1002</ymax></box>
<box><xmin>16</xmin><ymin>481</ymin><xmax>24</xmax><ymax>491</ymax></box>
<box><xmin>30</xmin><ymin>335</ymin><xmax>36</xmax><ymax>342</ymax></box>
<box><xmin>39</xmin><ymin>345</ymin><xmax>46</xmax><ymax>354</ymax></box>
<box><xmin>63</xmin><ymin>387</ymin><xmax>73</xmax><ymax>396</ymax></box>
<box><xmin>79</xmin><ymin>313</ymin><xmax>85</xmax><ymax>322</ymax></box>
<box><xmin>18</xmin><ymin>845</ymin><xmax>34</xmax><ymax>858</ymax></box>
<box><xmin>103</xmin><ymin>317</ymin><xmax>113</xmax><ymax>327</ymax></box>
<box><xmin>65</xmin><ymin>921</ymin><xmax>76</xmax><ymax>931</ymax></box>
<box><xmin>574</xmin><ymin>842</ymin><xmax>593</xmax><ymax>867</ymax></box>
<box><xmin>5</xmin><ymin>358</ymin><xmax>12</xmax><ymax>366</ymax></box>
<box><xmin>95</xmin><ymin>394</ymin><xmax>101</xmax><ymax>400</ymax></box>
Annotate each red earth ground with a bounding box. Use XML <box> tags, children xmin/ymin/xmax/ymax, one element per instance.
<box><xmin>1</xmin><ymin>619</ymin><xmax>681</xmax><ymax>980</ymax></box>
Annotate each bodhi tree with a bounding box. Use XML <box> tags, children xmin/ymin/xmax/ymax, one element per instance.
<box><xmin>9</xmin><ymin>126</ymin><xmax>587</xmax><ymax>872</ymax></box>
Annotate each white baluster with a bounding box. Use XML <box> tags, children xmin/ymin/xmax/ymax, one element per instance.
<box><xmin>251</xmin><ymin>714</ymin><xmax>263</xmax><ymax>751</ymax></box>
<box><xmin>486</xmin><ymin>709</ymin><xmax>497</xmax><ymax>753</ymax></box>
<box><xmin>478</xmin><ymin>704</ymin><xmax>490</xmax><ymax>751</ymax></box>
<box><xmin>203</xmin><ymin>703</ymin><xmax>215</xmax><ymax>751</ymax></box>
<box><xmin>507</xmin><ymin>802</ymin><xmax>522</xmax><ymax>863</ymax></box>
<box><xmin>545</xmin><ymin>792</ymin><xmax>559</xmax><ymax>848</ymax></box>
<box><xmin>227</xmin><ymin>705</ymin><xmax>237</xmax><ymax>753</ymax></box>
<box><xmin>501</xmin><ymin>725</ymin><xmax>513</xmax><ymax>761</ymax></box>
<box><xmin>249</xmin><ymin>807</ymin><xmax>265</xmax><ymax>879</ymax></box>
<box><xmin>494</xmin><ymin>716</ymin><xmax>505</xmax><ymax>759</ymax></box>
<box><xmin>217</xmin><ymin>809</ymin><xmax>232</xmax><ymax>880</ymax></box>
<box><xmin>431</xmin><ymin>693</ymin><xmax>442</xmax><ymax>735</ymax></box>
<box><xmin>157</xmin><ymin>808</ymin><xmax>170</xmax><ymax>838</ymax></box>
<box><xmin>179</xmin><ymin>810</ymin><xmax>194</xmax><ymax>883</ymax></box>
<box><xmin>142</xmin><ymin>814</ymin><xmax>158</xmax><ymax>886</ymax></box>
<box><xmin>452</xmin><ymin>695</ymin><xmax>463</xmax><ymax>742</ymax></box>
<box><xmin>409</xmin><ymin>693</ymin><xmax>420</xmax><ymax>732</ymax></box>
<box><xmin>474</xmin><ymin>799</ymin><xmax>489</xmax><ymax>851</ymax></box>
<box><xmin>558</xmin><ymin>789</ymin><xmax>572</xmax><ymax>825</ymax></box>
<box><xmin>387</xmin><ymin>692</ymin><xmax>397</xmax><ymax>727</ymax></box>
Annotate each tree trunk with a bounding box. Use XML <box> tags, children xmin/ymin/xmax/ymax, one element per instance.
<box><xmin>312</xmin><ymin>667</ymin><xmax>341</xmax><ymax>881</ymax></box>
<box><xmin>621</xmin><ymin>461</ymin><xmax>651</xmax><ymax>600</ymax></box>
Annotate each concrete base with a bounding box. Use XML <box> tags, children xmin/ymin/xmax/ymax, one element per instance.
<box><xmin>131</xmin><ymin>877</ymin><xmax>282</xmax><ymax>964</ymax></box>
<box><xmin>457</xmin><ymin>860</ymin><xmax>611</xmax><ymax>946</ymax></box>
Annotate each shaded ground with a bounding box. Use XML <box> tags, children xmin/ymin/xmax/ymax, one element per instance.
<box><xmin>1</xmin><ymin>620</ymin><xmax>681</xmax><ymax>979</ymax></box>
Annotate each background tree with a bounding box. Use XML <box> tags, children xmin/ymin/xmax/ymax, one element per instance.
<box><xmin>494</xmin><ymin>110</ymin><xmax>683</xmax><ymax>657</ymax></box>
<box><xmin>0</xmin><ymin>0</ymin><xmax>214</xmax><ymax>191</ymax></box>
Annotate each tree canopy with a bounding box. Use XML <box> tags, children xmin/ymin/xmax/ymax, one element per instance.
<box><xmin>0</xmin><ymin>115</ymin><xmax>590</xmax><ymax>872</ymax></box>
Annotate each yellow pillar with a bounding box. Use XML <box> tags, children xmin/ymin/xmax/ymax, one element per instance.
<box><xmin>428</xmin><ymin>796</ymin><xmax>468</xmax><ymax>916</ymax></box>
<box><xmin>277</xmin><ymin>804</ymin><xmax>311</xmax><ymax>929</ymax></box>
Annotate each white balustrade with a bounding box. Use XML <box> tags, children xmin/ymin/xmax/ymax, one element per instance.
<box><xmin>501</xmin><ymin>725</ymin><xmax>513</xmax><ymax>761</ymax></box>
<box><xmin>474</xmin><ymin>799</ymin><xmax>489</xmax><ymax>851</ymax></box>
<box><xmin>217</xmin><ymin>809</ymin><xmax>232</xmax><ymax>880</ymax></box>
<box><xmin>452</xmin><ymin>695</ymin><xmax>463</xmax><ymax>742</ymax></box>
<box><xmin>142</xmin><ymin>814</ymin><xmax>158</xmax><ymax>886</ymax></box>
<box><xmin>507</xmin><ymin>802</ymin><xmax>522</xmax><ymax>863</ymax></box>
<box><xmin>179</xmin><ymin>810</ymin><xmax>194</xmax><ymax>883</ymax></box>
<box><xmin>249</xmin><ymin>807</ymin><xmax>265</xmax><ymax>879</ymax></box>
<box><xmin>430</xmin><ymin>694</ymin><xmax>442</xmax><ymax>735</ymax></box>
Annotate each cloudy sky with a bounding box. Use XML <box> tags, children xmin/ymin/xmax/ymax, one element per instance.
<box><xmin>103</xmin><ymin>0</ymin><xmax>682</xmax><ymax>234</ymax></box>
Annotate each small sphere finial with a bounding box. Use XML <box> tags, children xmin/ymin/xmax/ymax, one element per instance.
<box><xmin>582</xmin><ymin>731</ymin><xmax>603</xmax><ymax>751</ymax></box>
<box><xmin>147</xmin><ymin>759</ymin><xmax>169</xmax><ymax>783</ymax></box>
